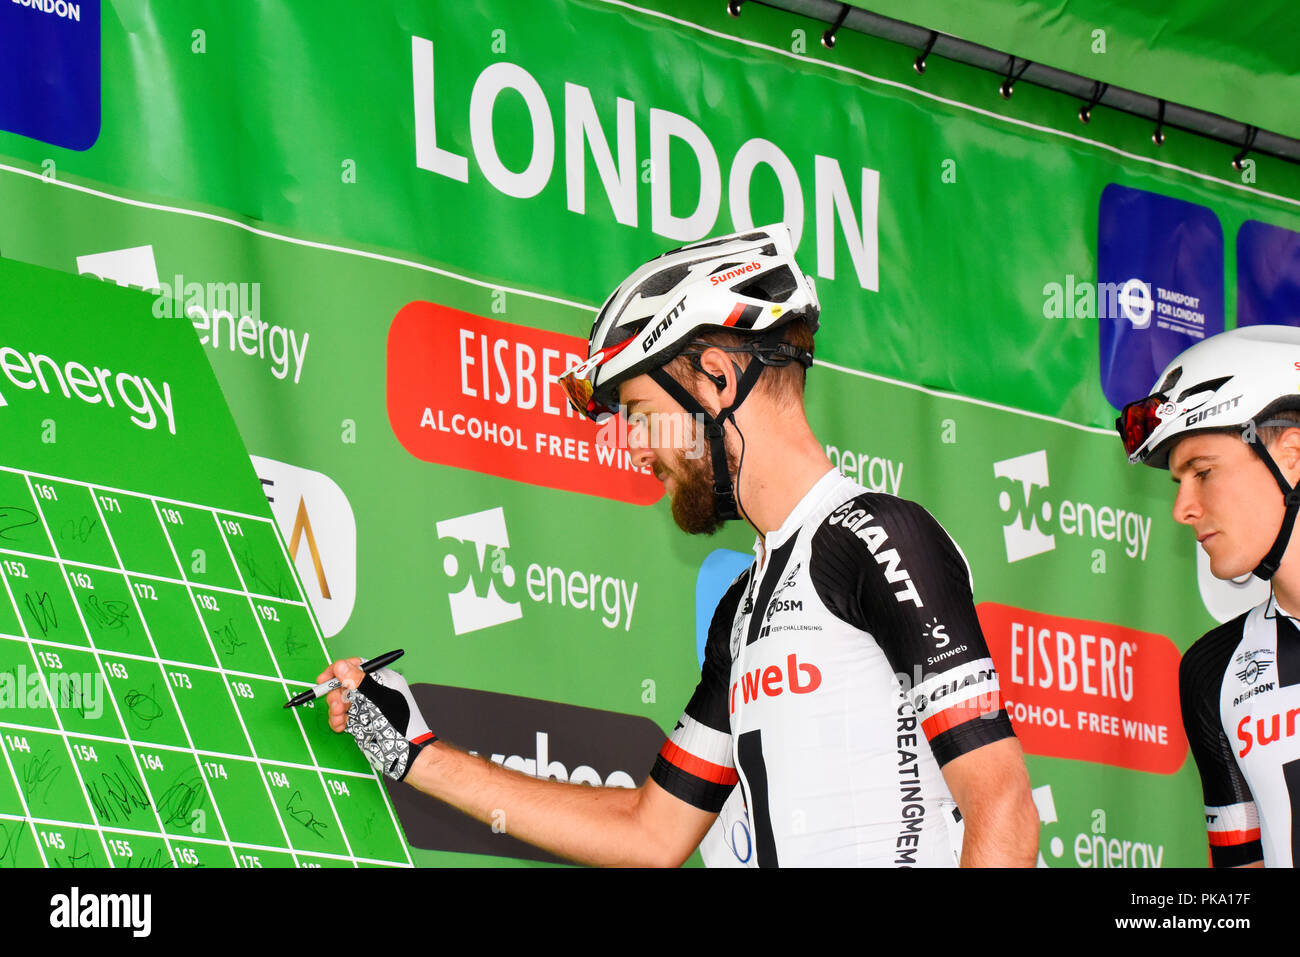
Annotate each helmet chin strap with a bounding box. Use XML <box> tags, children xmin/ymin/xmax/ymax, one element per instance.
<box><xmin>647</xmin><ymin>330</ymin><xmax>785</xmax><ymax>523</ymax></box>
<box><xmin>1247</xmin><ymin>437</ymin><xmax>1300</xmax><ymax>580</ymax></box>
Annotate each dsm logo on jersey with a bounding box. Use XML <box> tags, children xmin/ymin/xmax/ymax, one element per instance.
<box><xmin>436</xmin><ymin>507</ymin><xmax>522</xmax><ymax>635</ymax></box>
<box><xmin>994</xmin><ymin>450</ymin><xmax>1055</xmax><ymax>562</ymax></box>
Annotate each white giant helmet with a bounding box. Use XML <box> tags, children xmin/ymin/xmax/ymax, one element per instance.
<box><xmin>1118</xmin><ymin>324</ymin><xmax>1300</xmax><ymax>469</ymax></box>
<box><xmin>559</xmin><ymin>223</ymin><xmax>819</xmax><ymax>421</ymax></box>
<box><xmin>1117</xmin><ymin>323</ymin><xmax>1300</xmax><ymax>580</ymax></box>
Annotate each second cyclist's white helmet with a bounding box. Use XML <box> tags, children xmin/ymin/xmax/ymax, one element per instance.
<box><xmin>1118</xmin><ymin>324</ymin><xmax>1300</xmax><ymax>469</ymax></box>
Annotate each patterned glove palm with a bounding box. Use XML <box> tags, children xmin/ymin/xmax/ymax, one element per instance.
<box><xmin>343</xmin><ymin>668</ymin><xmax>436</xmax><ymax>781</ymax></box>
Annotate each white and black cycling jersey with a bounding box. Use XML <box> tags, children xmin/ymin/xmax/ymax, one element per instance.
<box><xmin>650</xmin><ymin>469</ymin><xmax>1016</xmax><ymax>866</ymax></box>
<box><xmin>1180</xmin><ymin>595</ymin><xmax>1300</xmax><ymax>866</ymax></box>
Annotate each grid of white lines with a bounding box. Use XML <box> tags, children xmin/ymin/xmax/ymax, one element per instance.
<box><xmin>0</xmin><ymin>465</ymin><xmax>412</xmax><ymax>868</ymax></box>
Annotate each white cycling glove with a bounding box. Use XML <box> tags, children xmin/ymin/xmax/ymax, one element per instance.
<box><xmin>343</xmin><ymin>668</ymin><xmax>436</xmax><ymax>781</ymax></box>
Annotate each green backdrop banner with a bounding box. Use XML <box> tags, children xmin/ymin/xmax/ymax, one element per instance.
<box><xmin>856</xmin><ymin>0</ymin><xmax>1300</xmax><ymax>142</ymax></box>
<box><xmin>2</xmin><ymin>0</ymin><xmax>1299</xmax><ymax>867</ymax></box>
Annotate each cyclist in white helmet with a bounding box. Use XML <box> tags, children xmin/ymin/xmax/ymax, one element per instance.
<box><xmin>319</xmin><ymin>224</ymin><xmax>1038</xmax><ymax>867</ymax></box>
<box><xmin>1118</xmin><ymin>324</ymin><xmax>1300</xmax><ymax>866</ymax></box>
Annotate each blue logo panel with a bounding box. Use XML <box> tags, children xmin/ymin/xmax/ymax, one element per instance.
<box><xmin>0</xmin><ymin>0</ymin><xmax>101</xmax><ymax>150</ymax></box>
<box><xmin>694</xmin><ymin>548</ymin><xmax>752</xmax><ymax>667</ymax></box>
<box><xmin>1097</xmin><ymin>184</ymin><xmax>1224</xmax><ymax>408</ymax></box>
<box><xmin>1238</xmin><ymin>220</ymin><xmax>1300</xmax><ymax>328</ymax></box>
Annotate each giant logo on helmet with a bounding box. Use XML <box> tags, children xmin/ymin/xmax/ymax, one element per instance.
<box><xmin>1183</xmin><ymin>394</ymin><xmax>1242</xmax><ymax>427</ymax></box>
<box><xmin>642</xmin><ymin>296</ymin><xmax>687</xmax><ymax>353</ymax></box>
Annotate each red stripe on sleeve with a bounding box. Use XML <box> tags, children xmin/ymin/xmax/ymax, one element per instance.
<box><xmin>920</xmin><ymin>692</ymin><xmax>1003</xmax><ymax>740</ymax></box>
<box><xmin>659</xmin><ymin>740</ymin><xmax>739</xmax><ymax>786</ymax></box>
<box><xmin>1207</xmin><ymin>828</ymin><xmax>1262</xmax><ymax>847</ymax></box>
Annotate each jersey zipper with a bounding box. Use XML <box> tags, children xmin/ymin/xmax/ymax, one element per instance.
<box><xmin>731</xmin><ymin>534</ymin><xmax>771</xmax><ymax>867</ymax></box>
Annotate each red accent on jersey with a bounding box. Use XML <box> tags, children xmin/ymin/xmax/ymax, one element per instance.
<box><xmin>659</xmin><ymin>740</ymin><xmax>739</xmax><ymax>786</ymax></box>
<box><xmin>1207</xmin><ymin>828</ymin><xmax>1262</xmax><ymax>847</ymax></box>
<box><xmin>921</xmin><ymin>693</ymin><xmax>1003</xmax><ymax>739</ymax></box>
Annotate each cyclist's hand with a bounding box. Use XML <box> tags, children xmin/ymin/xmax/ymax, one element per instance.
<box><xmin>319</xmin><ymin>659</ymin><xmax>435</xmax><ymax>781</ymax></box>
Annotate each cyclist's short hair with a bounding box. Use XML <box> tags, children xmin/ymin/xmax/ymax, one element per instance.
<box><xmin>1257</xmin><ymin>410</ymin><xmax>1300</xmax><ymax>448</ymax></box>
<box><xmin>662</xmin><ymin>316</ymin><xmax>815</xmax><ymax>411</ymax></box>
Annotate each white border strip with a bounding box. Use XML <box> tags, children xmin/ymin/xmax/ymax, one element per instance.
<box><xmin>0</xmin><ymin>163</ymin><xmax>595</xmax><ymax>313</ymax></box>
<box><xmin>815</xmin><ymin>358</ymin><xmax>1116</xmax><ymax>435</ymax></box>
<box><xmin>0</xmin><ymin>160</ymin><xmax>1146</xmax><ymax>437</ymax></box>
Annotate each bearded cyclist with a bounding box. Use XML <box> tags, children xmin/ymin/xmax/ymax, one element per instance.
<box><xmin>1118</xmin><ymin>324</ymin><xmax>1300</xmax><ymax>867</ymax></box>
<box><xmin>321</xmin><ymin>224</ymin><xmax>1038</xmax><ymax>867</ymax></box>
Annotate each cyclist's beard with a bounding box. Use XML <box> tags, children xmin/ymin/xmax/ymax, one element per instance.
<box><xmin>664</xmin><ymin>426</ymin><xmax>738</xmax><ymax>536</ymax></box>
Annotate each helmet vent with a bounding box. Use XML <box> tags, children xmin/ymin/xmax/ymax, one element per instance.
<box><xmin>637</xmin><ymin>264</ymin><xmax>691</xmax><ymax>297</ymax></box>
<box><xmin>603</xmin><ymin>317</ymin><xmax>651</xmax><ymax>349</ymax></box>
<box><xmin>1176</xmin><ymin>376</ymin><xmax>1231</xmax><ymax>402</ymax></box>
<box><xmin>682</xmin><ymin>231</ymin><xmax>767</xmax><ymax>253</ymax></box>
<box><xmin>1157</xmin><ymin>366</ymin><xmax>1183</xmax><ymax>394</ymax></box>
<box><xmin>732</xmin><ymin>264</ymin><xmax>797</xmax><ymax>303</ymax></box>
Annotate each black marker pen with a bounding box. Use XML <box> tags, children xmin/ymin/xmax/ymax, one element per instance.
<box><xmin>283</xmin><ymin>649</ymin><xmax>405</xmax><ymax>708</ymax></box>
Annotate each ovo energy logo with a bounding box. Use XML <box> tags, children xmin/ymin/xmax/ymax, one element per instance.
<box><xmin>436</xmin><ymin>507</ymin><xmax>522</xmax><ymax>635</ymax></box>
<box><xmin>1032</xmin><ymin>784</ymin><xmax>1169</xmax><ymax>868</ymax></box>
<box><xmin>994</xmin><ymin>450</ymin><xmax>1055</xmax><ymax>562</ymax></box>
<box><xmin>993</xmin><ymin>450</ymin><xmax>1153</xmax><ymax>564</ymax></box>
<box><xmin>435</xmin><ymin>507</ymin><xmax>641</xmax><ymax>635</ymax></box>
